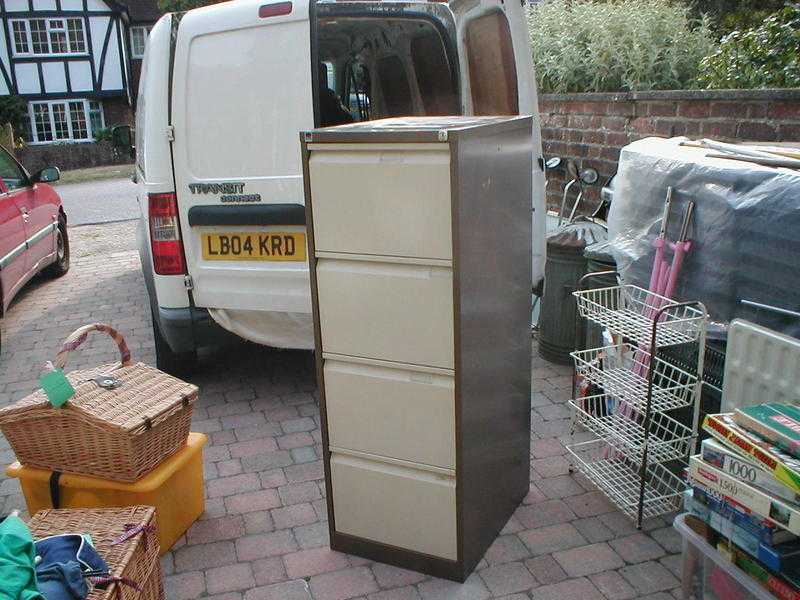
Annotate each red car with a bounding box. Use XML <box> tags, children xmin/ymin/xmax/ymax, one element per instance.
<box><xmin>0</xmin><ymin>144</ymin><xmax>69</xmax><ymax>318</ymax></box>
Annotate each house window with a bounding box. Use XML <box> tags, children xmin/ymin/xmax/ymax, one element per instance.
<box><xmin>28</xmin><ymin>100</ymin><xmax>104</xmax><ymax>143</ymax></box>
<box><xmin>10</xmin><ymin>18</ymin><xmax>87</xmax><ymax>56</ymax></box>
<box><xmin>11</xmin><ymin>21</ymin><xmax>29</xmax><ymax>54</ymax></box>
<box><xmin>130</xmin><ymin>25</ymin><xmax>151</xmax><ymax>59</ymax></box>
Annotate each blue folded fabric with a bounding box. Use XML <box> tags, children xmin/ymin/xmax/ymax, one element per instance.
<box><xmin>36</xmin><ymin>562</ymin><xmax>87</xmax><ymax>600</ymax></box>
<box><xmin>34</xmin><ymin>534</ymin><xmax>109</xmax><ymax>600</ymax></box>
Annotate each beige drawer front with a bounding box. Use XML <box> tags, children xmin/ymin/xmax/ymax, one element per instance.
<box><xmin>316</xmin><ymin>259</ymin><xmax>454</xmax><ymax>369</ymax></box>
<box><xmin>308</xmin><ymin>145</ymin><xmax>452</xmax><ymax>260</ymax></box>
<box><xmin>324</xmin><ymin>359</ymin><xmax>455</xmax><ymax>469</ymax></box>
<box><xmin>331</xmin><ymin>453</ymin><xmax>457</xmax><ymax>559</ymax></box>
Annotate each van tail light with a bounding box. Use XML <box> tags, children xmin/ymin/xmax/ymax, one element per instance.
<box><xmin>148</xmin><ymin>192</ymin><xmax>186</xmax><ymax>275</ymax></box>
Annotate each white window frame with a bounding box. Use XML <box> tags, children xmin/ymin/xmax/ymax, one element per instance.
<box><xmin>9</xmin><ymin>18</ymin><xmax>88</xmax><ymax>57</ymax></box>
<box><xmin>26</xmin><ymin>99</ymin><xmax>104</xmax><ymax>144</ymax></box>
<box><xmin>129</xmin><ymin>25</ymin><xmax>152</xmax><ymax>59</ymax></box>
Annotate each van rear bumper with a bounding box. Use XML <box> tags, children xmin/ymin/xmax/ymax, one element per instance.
<box><xmin>156</xmin><ymin>305</ymin><xmax>232</xmax><ymax>354</ymax></box>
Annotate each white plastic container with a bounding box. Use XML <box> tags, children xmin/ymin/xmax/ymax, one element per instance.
<box><xmin>673</xmin><ymin>513</ymin><xmax>773</xmax><ymax>600</ymax></box>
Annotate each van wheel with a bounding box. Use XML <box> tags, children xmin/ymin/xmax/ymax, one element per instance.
<box><xmin>152</xmin><ymin>314</ymin><xmax>197</xmax><ymax>376</ymax></box>
<box><xmin>43</xmin><ymin>218</ymin><xmax>70</xmax><ymax>278</ymax></box>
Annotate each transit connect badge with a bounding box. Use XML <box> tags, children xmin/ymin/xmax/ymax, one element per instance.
<box><xmin>188</xmin><ymin>181</ymin><xmax>261</xmax><ymax>203</ymax></box>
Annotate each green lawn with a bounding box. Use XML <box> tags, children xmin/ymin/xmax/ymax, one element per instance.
<box><xmin>57</xmin><ymin>163</ymin><xmax>135</xmax><ymax>185</ymax></box>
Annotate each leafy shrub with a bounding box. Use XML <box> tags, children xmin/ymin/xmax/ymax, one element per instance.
<box><xmin>93</xmin><ymin>127</ymin><xmax>114</xmax><ymax>142</ymax></box>
<box><xmin>0</xmin><ymin>95</ymin><xmax>28</xmax><ymax>133</ymax></box>
<box><xmin>689</xmin><ymin>0</ymin><xmax>787</xmax><ymax>34</ymax></box>
<box><xmin>698</xmin><ymin>5</ymin><xmax>800</xmax><ymax>89</ymax></box>
<box><xmin>528</xmin><ymin>0</ymin><xmax>718</xmax><ymax>93</ymax></box>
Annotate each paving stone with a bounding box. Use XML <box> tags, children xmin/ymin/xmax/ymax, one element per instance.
<box><xmin>515</xmin><ymin>500</ymin><xmax>575</xmax><ymax>529</ymax></box>
<box><xmin>529</xmin><ymin>577</ymin><xmax>605</xmax><ymax>600</ymax></box>
<box><xmin>292</xmin><ymin>445</ymin><xmax>318</xmax><ymax>464</ymax></box>
<box><xmin>417</xmin><ymin>573</ymin><xmax>490</xmax><ymax>600</ymax></box>
<box><xmin>244</xmin><ymin>511</ymin><xmax>275</xmax><ymax>535</ymax></box>
<box><xmin>659</xmin><ymin>554</ymin><xmax>682</xmax><ymax>579</ymax></box>
<box><xmin>284</xmin><ymin>547</ymin><xmax>350</xmax><ymax>579</ymax></box>
<box><xmin>564</xmin><ymin>492</ymin><xmax>616</xmax><ymax>518</ymax></box>
<box><xmin>370</xmin><ymin>564</ymin><xmax>427</xmax><ymax>589</ymax></box>
<box><xmin>279</xmin><ymin>481</ymin><xmax>322</xmax><ymax>505</ymax></box>
<box><xmin>309</xmin><ymin>566</ymin><xmax>379</xmax><ymax>600</ymax></box>
<box><xmin>244</xmin><ymin>580</ymin><xmax>312</xmax><ymax>600</ymax></box>
<box><xmin>223</xmin><ymin>412</ymin><xmax>267</xmax><ymax>430</ymax></box>
<box><xmin>571</xmin><ymin>517</ymin><xmax>615</xmax><ymax>544</ymax></box>
<box><xmin>500</xmin><ymin>516</ymin><xmax>524</xmax><ymax>535</ymax></box>
<box><xmin>186</xmin><ymin>516</ymin><xmax>245</xmax><ymax>545</ymax></box>
<box><xmin>588</xmin><ymin>570</ymin><xmax>638</xmax><ymax>600</ymax></box>
<box><xmin>278</xmin><ymin>432</ymin><xmax>315</xmax><ymax>450</ymax></box>
<box><xmin>610</xmin><ymin>533</ymin><xmax>667</xmax><ymax>564</ymax></box>
<box><xmin>249</xmin><ymin>552</ymin><xmax>291</xmax><ymax>586</ymax></box>
<box><xmin>174</xmin><ymin>541</ymin><xmax>237</xmax><ymax>572</ymax></box>
<box><xmin>207</xmin><ymin>473</ymin><xmax>262</xmax><ymax>498</ymax></box>
<box><xmin>164</xmin><ymin>572</ymin><xmax>206</xmax><ymax>599</ymax></box>
<box><xmin>522</xmin><ymin>485</ymin><xmax>547</xmax><ymax>505</ymax></box>
<box><xmin>282</xmin><ymin>417</ymin><xmax>317</xmax><ymax>434</ymax></box>
<box><xmin>651</xmin><ymin>526</ymin><xmax>683</xmax><ymax>554</ymax></box>
<box><xmin>205</xmin><ymin>593</ymin><xmax>244</xmax><ymax>600</ymax></box>
<box><xmin>230</xmin><ymin>437</ymin><xmax>280</xmax><ymax>458</ymax></box>
<box><xmin>217</xmin><ymin>458</ymin><xmax>244</xmax><ymax>477</ymax></box>
<box><xmin>539</xmin><ymin>475</ymin><xmax>585</xmax><ymax>499</ymax></box>
<box><xmin>272</xmin><ymin>502</ymin><xmax>318</xmax><ymax>529</ymax></box>
<box><xmin>483</xmin><ymin>534</ymin><xmax>531</xmax><ymax>565</ymax></box>
<box><xmin>236</xmin><ymin>530</ymin><xmax>298</xmax><ymax>561</ymax></box>
<box><xmin>225</xmin><ymin>489</ymin><xmax>282</xmax><ymax>515</ymax></box>
<box><xmin>525</xmin><ymin>554</ymin><xmax>567</xmax><ymax>585</ymax></box>
<box><xmin>295</xmin><ymin>521</ymin><xmax>329</xmax><ymax>549</ymax></box>
<box><xmin>553</xmin><ymin>543</ymin><xmax>624</xmax><ymax>577</ymax></box>
<box><xmin>519</xmin><ymin>523</ymin><xmax>586</xmax><ymax>556</ymax></box>
<box><xmin>235</xmin><ymin>423</ymin><xmax>284</xmax><ymax>441</ymax></box>
<box><xmin>479</xmin><ymin>561</ymin><xmax>536</xmax><ymax>596</ymax></box>
<box><xmin>242</xmin><ymin>451</ymin><xmax>293</xmax><ymax>472</ymax></box>
<box><xmin>531</xmin><ymin>438</ymin><xmax>565</xmax><ymax>459</ymax></box>
<box><xmin>619</xmin><ymin>561</ymin><xmax>680</xmax><ymax>595</ymax></box>
<box><xmin>206</xmin><ymin>563</ymin><xmax>256</xmax><ymax>595</ymax></box>
<box><xmin>260</xmin><ymin>469</ymin><xmax>289</xmax><ymax>489</ymax></box>
<box><xmin>530</xmin><ymin>456</ymin><xmax>571</xmax><ymax>478</ymax></box>
<box><xmin>367</xmin><ymin>586</ymin><xmax>421</xmax><ymax>600</ymax></box>
<box><xmin>285</xmin><ymin>461</ymin><xmax>325</xmax><ymax>483</ymax></box>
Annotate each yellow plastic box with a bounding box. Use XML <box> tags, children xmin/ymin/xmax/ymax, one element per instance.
<box><xmin>6</xmin><ymin>432</ymin><xmax>207</xmax><ymax>555</ymax></box>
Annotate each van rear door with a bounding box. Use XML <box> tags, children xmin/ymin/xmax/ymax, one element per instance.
<box><xmin>170</xmin><ymin>0</ymin><xmax>314</xmax><ymax>316</ymax></box>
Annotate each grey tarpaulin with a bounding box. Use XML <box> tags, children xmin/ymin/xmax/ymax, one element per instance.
<box><xmin>607</xmin><ymin>137</ymin><xmax>800</xmax><ymax>339</ymax></box>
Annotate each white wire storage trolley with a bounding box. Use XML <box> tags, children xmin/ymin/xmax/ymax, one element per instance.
<box><xmin>567</xmin><ymin>277</ymin><xmax>708</xmax><ymax>528</ymax></box>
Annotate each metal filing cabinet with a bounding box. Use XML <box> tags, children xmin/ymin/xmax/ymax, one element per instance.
<box><xmin>301</xmin><ymin>116</ymin><xmax>533</xmax><ymax>582</ymax></box>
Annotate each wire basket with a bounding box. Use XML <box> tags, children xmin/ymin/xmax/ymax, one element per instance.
<box><xmin>27</xmin><ymin>506</ymin><xmax>162</xmax><ymax>600</ymax></box>
<box><xmin>0</xmin><ymin>324</ymin><xmax>198</xmax><ymax>482</ymax></box>
<box><xmin>566</xmin><ymin>438</ymin><xmax>684</xmax><ymax>522</ymax></box>
<box><xmin>570</xmin><ymin>393</ymin><xmax>695</xmax><ymax>463</ymax></box>
<box><xmin>573</xmin><ymin>285</ymin><xmax>706</xmax><ymax>348</ymax></box>
<box><xmin>572</xmin><ymin>344</ymin><xmax>698</xmax><ymax>413</ymax></box>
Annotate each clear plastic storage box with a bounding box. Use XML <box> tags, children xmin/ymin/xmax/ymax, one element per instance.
<box><xmin>674</xmin><ymin>513</ymin><xmax>773</xmax><ymax>600</ymax></box>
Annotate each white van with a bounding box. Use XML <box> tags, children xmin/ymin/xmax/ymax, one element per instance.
<box><xmin>134</xmin><ymin>0</ymin><xmax>546</xmax><ymax>372</ymax></box>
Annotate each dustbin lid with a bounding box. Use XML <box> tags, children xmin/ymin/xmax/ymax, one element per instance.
<box><xmin>546</xmin><ymin>220</ymin><xmax>608</xmax><ymax>251</ymax></box>
<box><xmin>584</xmin><ymin>239</ymin><xmax>615</xmax><ymax>263</ymax></box>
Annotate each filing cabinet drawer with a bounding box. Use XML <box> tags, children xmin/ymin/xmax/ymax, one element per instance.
<box><xmin>316</xmin><ymin>259</ymin><xmax>454</xmax><ymax>368</ymax></box>
<box><xmin>324</xmin><ymin>359</ymin><xmax>455</xmax><ymax>469</ymax></box>
<box><xmin>331</xmin><ymin>453</ymin><xmax>457</xmax><ymax>560</ymax></box>
<box><xmin>308</xmin><ymin>145</ymin><xmax>452</xmax><ymax>260</ymax></box>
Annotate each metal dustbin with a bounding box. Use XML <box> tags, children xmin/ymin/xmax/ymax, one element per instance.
<box><xmin>582</xmin><ymin>239</ymin><xmax>617</xmax><ymax>351</ymax></box>
<box><xmin>538</xmin><ymin>220</ymin><xmax>608</xmax><ymax>364</ymax></box>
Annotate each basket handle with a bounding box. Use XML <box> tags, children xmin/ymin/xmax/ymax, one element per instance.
<box><xmin>53</xmin><ymin>323</ymin><xmax>133</xmax><ymax>371</ymax></box>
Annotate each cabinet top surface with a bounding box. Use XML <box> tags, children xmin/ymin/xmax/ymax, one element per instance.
<box><xmin>302</xmin><ymin>116</ymin><xmax>532</xmax><ymax>144</ymax></box>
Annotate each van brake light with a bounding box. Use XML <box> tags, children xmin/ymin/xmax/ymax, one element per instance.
<box><xmin>259</xmin><ymin>1</ymin><xmax>292</xmax><ymax>18</ymax></box>
<box><xmin>148</xmin><ymin>192</ymin><xmax>186</xmax><ymax>275</ymax></box>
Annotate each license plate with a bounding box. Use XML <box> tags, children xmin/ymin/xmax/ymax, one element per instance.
<box><xmin>201</xmin><ymin>232</ymin><xmax>306</xmax><ymax>261</ymax></box>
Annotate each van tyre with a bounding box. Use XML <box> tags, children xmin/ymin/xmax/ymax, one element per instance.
<box><xmin>43</xmin><ymin>217</ymin><xmax>70</xmax><ymax>278</ymax></box>
<box><xmin>152</xmin><ymin>313</ymin><xmax>197</xmax><ymax>376</ymax></box>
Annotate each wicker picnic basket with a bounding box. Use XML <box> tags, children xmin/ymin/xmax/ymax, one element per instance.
<box><xmin>0</xmin><ymin>323</ymin><xmax>198</xmax><ymax>482</ymax></box>
<box><xmin>28</xmin><ymin>506</ymin><xmax>163</xmax><ymax>600</ymax></box>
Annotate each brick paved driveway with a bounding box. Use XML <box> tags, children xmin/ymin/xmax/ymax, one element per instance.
<box><xmin>0</xmin><ymin>222</ymin><xmax>684</xmax><ymax>600</ymax></box>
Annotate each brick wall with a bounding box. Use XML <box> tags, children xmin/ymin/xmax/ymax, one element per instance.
<box><xmin>16</xmin><ymin>140</ymin><xmax>132</xmax><ymax>173</ymax></box>
<box><xmin>539</xmin><ymin>88</ymin><xmax>800</xmax><ymax>211</ymax></box>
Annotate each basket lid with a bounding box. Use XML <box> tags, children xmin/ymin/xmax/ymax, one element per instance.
<box><xmin>0</xmin><ymin>363</ymin><xmax>198</xmax><ymax>433</ymax></box>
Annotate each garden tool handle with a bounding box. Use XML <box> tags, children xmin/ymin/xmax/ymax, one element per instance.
<box><xmin>53</xmin><ymin>323</ymin><xmax>133</xmax><ymax>371</ymax></box>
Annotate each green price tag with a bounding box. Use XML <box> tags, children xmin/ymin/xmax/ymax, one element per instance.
<box><xmin>40</xmin><ymin>368</ymin><xmax>75</xmax><ymax>408</ymax></box>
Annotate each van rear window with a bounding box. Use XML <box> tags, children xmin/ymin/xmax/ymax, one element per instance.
<box><xmin>317</xmin><ymin>17</ymin><xmax>459</xmax><ymax>126</ymax></box>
